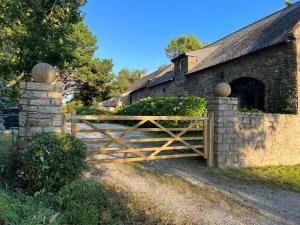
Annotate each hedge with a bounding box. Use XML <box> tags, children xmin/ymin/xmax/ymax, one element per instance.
<box><xmin>115</xmin><ymin>96</ymin><xmax>207</xmax><ymax>128</ymax></box>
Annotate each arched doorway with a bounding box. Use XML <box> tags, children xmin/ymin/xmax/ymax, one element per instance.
<box><xmin>230</xmin><ymin>77</ymin><xmax>265</xmax><ymax>111</ymax></box>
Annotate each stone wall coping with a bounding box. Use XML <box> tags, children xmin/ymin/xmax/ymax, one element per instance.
<box><xmin>237</xmin><ymin>112</ymin><xmax>300</xmax><ymax>118</ymax></box>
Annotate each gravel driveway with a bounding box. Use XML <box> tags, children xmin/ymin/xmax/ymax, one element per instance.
<box><xmin>68</xmin><ymin>123</ymin><xmax>300</xmax><ymax>225</ymax></box>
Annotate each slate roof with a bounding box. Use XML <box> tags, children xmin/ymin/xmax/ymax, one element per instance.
<box><xmin>148</xmin><ymin>70</ymin><xmax>174</xmax><ymax>88</ymax></box>
<box><xmin>188</xmin><ymin>2</ymin><xmax>300</xmax><ymax>73</ymax></box>
<box><xmin>99</xmin><ymin>96</ymin><xmax>122</xmax><ymax>107</ymax></box>
<box><xmin>99</xmin><ymin>64</ymin><xmax>174</xmax><ymax>107</ymax></box>
<box><xmin>130</xmin><ymin>64</ymin><xmax>174</xmax><ymax>92</ymax></box>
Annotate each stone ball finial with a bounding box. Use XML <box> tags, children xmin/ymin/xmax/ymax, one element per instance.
<box><xmin>32</xmin><ymin>63</ymin><xmax>57</xmax><ymax>83</ymax></box>
<box><xmin>214</xmin><ymin>82</ymin><xmax>231</xmax><ymax>97</ymax></box>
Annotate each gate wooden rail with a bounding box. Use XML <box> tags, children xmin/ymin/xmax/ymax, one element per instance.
<box><xmin>68</xmin><ymin>113</ymin><xmax>214</xmax><ymax>166</ymax></box>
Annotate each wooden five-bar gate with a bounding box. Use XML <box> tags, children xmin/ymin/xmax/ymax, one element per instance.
<box><xmin>66</xmin><ymin>112</ymin><xmax>214</xmax><ymax>166</ymax></box>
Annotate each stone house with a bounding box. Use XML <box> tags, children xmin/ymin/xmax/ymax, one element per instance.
<box><xmin>97</xmin><ymin>64</ymin><xmax>173</xmax><ymax>110</ymax></box>
<box><xmin>122</xmin><ymin>3</ymin><xmax>300</xmax><ymax>114</ymax></box>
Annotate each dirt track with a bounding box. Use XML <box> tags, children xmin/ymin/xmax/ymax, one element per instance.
<box><xmin>85</xmin><ymin>158</ymin><xmax>300</xmax><ymax>225</ymax></box>
<box><xmin>68</xmin><ymin>123</ymin><xmax>300</xmax><ymax>225</ymax></box>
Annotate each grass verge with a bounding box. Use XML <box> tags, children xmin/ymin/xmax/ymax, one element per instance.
<box><xmin>209</xmin><ymin>165</ymin><xmax>300</xmax><ymax>192</ymax></box>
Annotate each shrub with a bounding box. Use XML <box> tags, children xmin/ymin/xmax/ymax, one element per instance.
<box><xmin>56</xmin><ymin>179</ymin><xmax>119</xmax><ymax>225</ymax></box>
<box><xmin>76</xmin><ymin>106</ymin><xmax>112</xmax><ymax>116</ymax></box>
<box><xmin>65</xmin><ymin>100</ymin><xmax>84</xmax><ymax>113</ymax></box>
<box><xmin>115</xmin><ymin>96</ymin><xmax>207</xmax><ymax>128</ymax></box>
<box><xmin>21</xmin><ymin>133</ymin><xmax>87</xmax><ymax>194</ymax></box>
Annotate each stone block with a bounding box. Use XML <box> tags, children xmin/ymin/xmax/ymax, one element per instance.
<box><xmin>29</xmin><ymin>127</ymin><xmax>43</xmax><ymax>133</ymax></box>
<box><xmin>50</xmin><ymin>99</ymin><xmax>62</xmax><ymax>106</ymax></box>
<box><xmin>53</xmin><ymin>119</ymin><xmax>62</xmax><ymax>126</ymax></box>
<box><xmin>30</xmin><ymin>99</ymin><xmax>51</xmax><ymax>105</ymax></box>
<box><xmin>43</xmin><ymin>127</ymin><xmax>61</xmax><ymax>132</ymax></box>
<box><xmin>26</xmin><ymin>82</ymin><xmax>54</xmax><ymax>91</ymax></box>
<box><xmin>39</xmin><ymin>106</ymin><xmax>61</xmax><ymax>114</ymax></box>
<box><xmin>22</xmin><ymin>106</ymin><xmax>38</xmax><ymax>112</ymax></box>
<box><xmin>21</xmin><ymin>90</ymin><xmax>48</xmax><ymax>99</ymax></box>
<box><xmin>48</xmin><ymin>92</ymin><xmax>62</xmax><ymax>99</ymax></box>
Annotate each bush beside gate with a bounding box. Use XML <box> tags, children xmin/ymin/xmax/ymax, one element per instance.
<box><xmin>115</xmin><ymin>96</ymin><xmax>207</xmax><ymax>128</ymax></box>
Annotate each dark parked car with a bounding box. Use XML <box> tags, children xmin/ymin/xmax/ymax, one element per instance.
<box><xmin>3</xmin><ymin>107</ymin><xmax>19</xmax><ymax>129</ymax></box>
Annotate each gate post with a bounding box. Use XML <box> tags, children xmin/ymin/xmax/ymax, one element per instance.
<box><xmin>71</xmin><ymin>110</ymin><xmax>77</xmax><ymax>137</ymax></box>
<box><xmin>207</xmin><ymin>112</ymin><xmax>214</xmax><ymax>167</ymax></box>
<box><xmin>61</xmin><ymin>107</ymin><xmax>66</xmax><ymax>134</ymax></box>
<box><xmin>18</xmin><ymin>64</ymin><xmax>63</xmax><ymax>149</ymax></box>
<box><xmin>207</xmin><ymin>97</ymin><xmax>238</xmax><ymax>167</ymax></box>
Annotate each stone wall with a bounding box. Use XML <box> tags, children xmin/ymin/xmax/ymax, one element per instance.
<box><xmin>131</xmin><ymin>41</ymin><xmax>298</xmax><ymax>114</ymax></box>
<box><xmin>208</xmin><ymin>97</ymin><xmax>300</xmax><ymax>168</ymax></box>
<box><xmin>18</xmin><ymin>81</ymin><xmax>63</xmax><ymax>146</ymax></box>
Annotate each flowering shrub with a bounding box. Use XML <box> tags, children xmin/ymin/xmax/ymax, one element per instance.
<box><xmin>115</xmin><ymin>96</ymin><xmax>207</xmax><ymax>128</ymax></box>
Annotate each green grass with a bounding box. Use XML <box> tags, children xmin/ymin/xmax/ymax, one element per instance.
<box><xmin>0</xmin><ymin>133</ymin><xmax>16</xmax><ymax>150</ymax></box>
<box><xmin>211</xmin><ymin>165</ymin><xmax>300</xmax><ymax>192</ymax></box>
<box><xmin>0</xmin><ymin>189</ymin><xmax>60</xmax><ymax>225</ymax></box>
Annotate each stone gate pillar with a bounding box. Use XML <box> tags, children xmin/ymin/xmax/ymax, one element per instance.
<box><xmin>18</xmin><ymin>63</ymin><xmax>63</xmax><ymax>149</ymax></box>
<box><xmin>207</xmin><ymin>97</ymin><xmax>239</xmax><ymax>167</ymax></box>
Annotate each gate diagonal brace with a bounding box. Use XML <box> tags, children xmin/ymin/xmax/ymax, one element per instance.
<box><xmin>82</xmin><ymin>120</ymin><xmax>146</xmax><ymax>159</ymax></box>
<box><xmin>102</xmin><ymin>120</ymin><xmax>147</xmax><ymax>149</ymax></box>
<box><xmin>149</xmin><ymin>120</ymin><xmax>204</xmax><ymax>157</ymax></box>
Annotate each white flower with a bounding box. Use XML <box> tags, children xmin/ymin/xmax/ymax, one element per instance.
<box><xmin>150</xmin><ymin>102</ymin><xmax>155</xmax><ymax>107</ymax></box>
<box><xmin>173</xmin><ymin>107</ymin><xmax>177</xmax><ymax>112</ymax></box>
<box><xmin>179</xmin><ymin>102</ymin><xmax>183</xmax><ymax>106</ymax></box>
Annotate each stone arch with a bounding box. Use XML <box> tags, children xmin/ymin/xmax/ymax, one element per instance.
<box><xmin>230</xmin><ymin>77</ymin><xmax>265</xmax><ymax>111</ymax></box>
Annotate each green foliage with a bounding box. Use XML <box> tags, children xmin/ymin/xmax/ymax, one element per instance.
<box><xmin>62</xmin><ymin>22</ymin><xmax>114</xmax><ymax>106</ymax></box>
<box><xmin>0</xmin><ymin>133</ymin><xmax>18</xmax><ymax>188</ymax></box>
<box><xmin>56</xmin><ymin>180</ymin><xmax>119</xmax><ymax>225</ymax></box>
<box><xmin>0</xmin><ymin>189</ymin><xmax>60</xmax><ymax>225</ymax></box>
<box><xmin>21</xmin><ymin>133</ymin><xmax>87</xmax><ymax>194</ymax></box>
<box><xmin>65</xmin><ymin>99</ymin><xmax>84</xmax><ymax>113</ymax></box>
<box><xmin>0</xmin><ymin>0</ymin><xmax>85</xmax><ymax>82</ymax></box>
<box><xmin>76</xmin><ymin>106</ymin><xmax>112</xmax><ymax>116</ymax></box>
<box><xmin>0</xmin><ymin>2</ymin><xmax>114</xmax><ymax>106</ymax></box>
<box><xmin>165</xmin><ymin>34</ymin><xmax>207</xmax><ymax>59</ymax></box>
<box><xmin>212</xmin><ymin>165</ymin><xmax>300</xmax><ymax>192</ymax></box>
<box><xmin>285</xmin><ymin>0</ymin><xmax>293</xmax><ymax>7</ymax></box>
<box><xmin>115</xmin><ymin>96</ymin><xmax>207</xmax><ymax>127</ymax></box>
<box><xmin>0</xmin><ymin>82</ymin><xmax>19</xmax><ymax>112</ymax></box>
<box><xmin>109</xmin><ymin>68</ymin><xmax>146</xmax><ymax>98</ymax></box>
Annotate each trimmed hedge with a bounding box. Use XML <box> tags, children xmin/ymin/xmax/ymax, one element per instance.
<box><xmin>115</xmin><ymin>96</ymin><xmax>207</xmax><ymax>128</ymax></box>
<box><xmin>76</xmin><ymin>106</ymin><xmax>112</xmax><ymax>116</ymax></box>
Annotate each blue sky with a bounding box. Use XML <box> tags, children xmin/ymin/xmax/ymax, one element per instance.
<box><xmin>82</xmin><ymin>0</ymin><xmax>291</xmax><ymax>74</ymax></box>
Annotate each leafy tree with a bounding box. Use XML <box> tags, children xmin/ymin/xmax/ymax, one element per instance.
<box><xmin>0</xmin><ymin>0</ymin><xmax>85</xmax><ymax>107</ymax></box>
<box><xmin>165</xmin><ymin>34</ymin><xmax>206</xmax><ymax>59</ymax></box>
<box><xmin>109</xmin><ymin>68</ymin><xmax>146</xmax><ymax>97</ymax></box>
<box><xmin>62</xmin><ymin>22</ymin><xmax>114</xmax><ymax>105</ymax></box>
<box><xmin>0</xmin><ymin>1</ymin><xmax>114</xmax><ymax>106</ymax></box>
<box><xmin>285</xmin><ymin>0</ymin><xmax>293</xmax><ymax>7</ymax></box>
<box><xmin>0</xmin><ymin>0</ymin><xmax>85</xmax><ymax>81</ymax></box>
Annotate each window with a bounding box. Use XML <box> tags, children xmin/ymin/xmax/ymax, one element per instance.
<box><xmin>179</xmin><ymin>59</ymin><xmax>185</xmax><ymax>82</ymax></box>
<box><xmin>230</xmin><ymin>77</ymin><xmax>265</xmax><ymax>111</ymax></box>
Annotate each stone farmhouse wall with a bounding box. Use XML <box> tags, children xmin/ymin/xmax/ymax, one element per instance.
<box><xmin>208</xmin><ymin>97</ymin><xmax>300</xmax><ymax>168</ymax></box>
<box><xmin>131</xmin><ymin>41</ymin><xmax>298</xmax><ymax>114</ymax></box>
